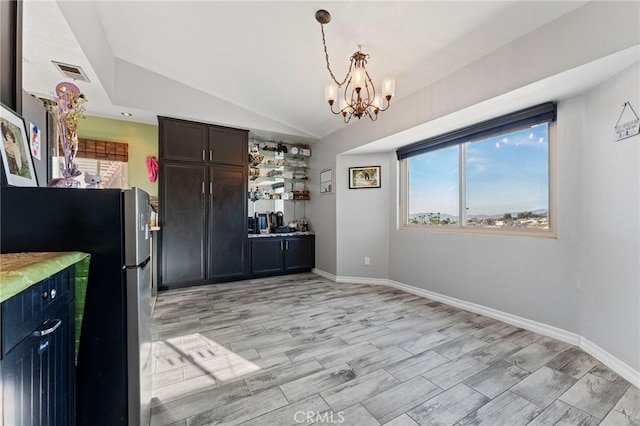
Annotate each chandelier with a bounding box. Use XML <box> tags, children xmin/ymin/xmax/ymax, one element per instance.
<box><xmin>315</xmin><ymin>9</ymin><xmax>395</xmax><ymax>123</ymax></box>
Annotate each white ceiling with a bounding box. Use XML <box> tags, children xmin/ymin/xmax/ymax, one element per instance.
<box><xmin>21</xmin><ymin>1</ymin><xmax>600</xmax><ymax>144</ymax></box>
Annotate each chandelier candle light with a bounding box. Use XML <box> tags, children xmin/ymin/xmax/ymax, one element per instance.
<box><xmin>315</xmin><ymin>9</ymin><xmax>395</xmax><ymax>123</ymax></box>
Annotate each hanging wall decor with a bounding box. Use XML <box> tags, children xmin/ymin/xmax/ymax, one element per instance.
<box><xmin>614</xmin><ymin>101</ymin><xmax>639</xmax><ymax>141</ymax></box>
<box><xmin>0</xmin><ymin>103</ymin><xmax>38</xmax><ymax>187</ymax></box>
<box><xmin>349</xmin><ymin>165</ymin><xmax>381</xmax><ymax>189</ymax></box>
<box><xmin>320</xmin><ymin>168</ymin><xmax>333</xmax><ymax>194</ymax></box>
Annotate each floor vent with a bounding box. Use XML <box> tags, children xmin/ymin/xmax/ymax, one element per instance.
<box><xmin>51</xmin><ymin>61</ymin><xmax>91</xmax><ymax>82</ymax></box>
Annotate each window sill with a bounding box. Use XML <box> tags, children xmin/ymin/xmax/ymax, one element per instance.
<box><xmin>398</xmin><ymin>224</ymin><xmax>557</xmax><ymax>239</ymax></box>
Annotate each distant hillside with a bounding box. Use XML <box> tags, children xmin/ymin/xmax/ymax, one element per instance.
<box><xmin>410</xmin><ymin>209</ymin><xmax>547</xmax><ymax>221</ymax></box>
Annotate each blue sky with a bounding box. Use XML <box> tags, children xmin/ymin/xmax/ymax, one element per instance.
<box><xmin>408</xmin><ymin>123</ymin><xmax>549</xmax><ymax>217</ymax></box>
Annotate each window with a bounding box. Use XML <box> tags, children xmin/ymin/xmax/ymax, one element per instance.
<box><xmin>399</xmin><ymin>103</ymin><xmax>556</xmax><ymax>236</ymax></box>
<box><xmin>52</xmin><ymin>157</ymin><xmax>129</xmax><ymax>189</ymax></box>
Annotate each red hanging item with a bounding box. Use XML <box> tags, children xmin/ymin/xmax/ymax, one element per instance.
<box><xmin>145</xmin><ymin>156</ymin><xmax>159</xmax><ymax>182</ymax></box>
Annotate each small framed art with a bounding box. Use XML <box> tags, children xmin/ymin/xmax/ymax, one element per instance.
<box><xmin>320</xmin><ymin>168</ymin><xmax>333</xmax><ymax>194</ymax></box>
<box><xmin>0</xmin><ymin>104</ymin><xmax>38</xmax><ymax>187</ymax></box>
<box><xmin>349</xmin><ymin>165</ymin><xmax>380</xmax><ymax>189</ymax></box>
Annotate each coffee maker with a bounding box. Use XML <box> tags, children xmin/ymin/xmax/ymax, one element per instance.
<box><xmin>270</xmin><ymin>211</ymin><xmax>288</xmax><ymax>233</ymax></box>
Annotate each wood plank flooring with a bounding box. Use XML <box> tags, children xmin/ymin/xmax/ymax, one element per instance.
<box><xmin>150</xmin><ymin>273</ymin><xmax>639</xmax><ymax>426</ymax></box>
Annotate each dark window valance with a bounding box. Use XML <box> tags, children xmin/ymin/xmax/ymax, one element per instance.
<box><xmin>396</xmin><ymin>102</ymin><xmax>556</xmax><ymax>160</ymax></box>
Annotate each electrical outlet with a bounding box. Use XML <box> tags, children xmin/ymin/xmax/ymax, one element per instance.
<box><xmin>364</xmin><ymin>257</ymin><xmax>370</xmax><ymax>265</ymax></box>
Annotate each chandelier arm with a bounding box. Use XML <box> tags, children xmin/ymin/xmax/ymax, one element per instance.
<box><xmin>364</xmin><ymin>70</ymin><xmax>376</xmax><ymax>105</ymax></box>
<box><xmin>377</xmin><ymin>96</ymin><xmax>392</xmax><ymax>112</ymax></box>
<box><xmin>329</xmin><ymin>102</ymin><xmax>344</xmax><ymax>115</ymax></box>
<box><xmin>320</xmin><ymin>23</ymin><xmax>352</xmax><ymax>87</ymax></box>
<box><xmin>364</xmin><ymin>108</ymin><xmax>377</xmax><ymax>121</ymax></box>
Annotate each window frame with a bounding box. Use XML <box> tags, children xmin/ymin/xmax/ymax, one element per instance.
<box><xmin>399</xmin><ymin>112</ymin><xmax>557</xmax><ymax>239</ymax></box>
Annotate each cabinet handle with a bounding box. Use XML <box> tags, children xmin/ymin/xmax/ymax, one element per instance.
<box><xmin>210</xmin><ymin>182</ymin><xmax>213</xmax><ymax>194</ymax></box>
<box><xmin>280</xmin><ymin>240</ymin><xmax>283</xmax><ymax>250</ymax></box>
<box><xmin>286</xmin><ymin>240</ymin><xmax>289</xmax><ymax>250</ymax></box>
<box><xmin>202</xmin><ymin>182</ymin><xmax>205</xmax><ymax>194</ymax></box>
<box><xmin>202</xmin><ymin>150</ymin><xmax>206</xmax><ymax>161</ymax></box>
<box><xmin>50</xmin><ymin>288</ymin><xmax>57</xmax><ymax>299</ymax></box>
<box><xmin>33</xmin><ymin>318</ymin><xmax>62</xmax><ymax>337</ymax></box>
<box><xmin>209</xmin><ymin>150</ymin><xmax>213</xmax><ymax>161</ymax></box>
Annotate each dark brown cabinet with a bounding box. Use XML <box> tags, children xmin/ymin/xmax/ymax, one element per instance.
<box><xmin>159</xmin><ymin>117</ymin><xmax>248</xmax><ymax>289</ymax></box>
<box><xmin>160</xmin><ymin>119</ymin><xmax>208</xmax><ymax>163</ymax></box>
<box><xmin>160</xmin><ymin>118</ymin><xmax>247</xmax><ymax>166</ymax></box>
<box><xmin>284</xmin><ymin>236</ymin><xmax>316</xmax><ymax>273</ymax></box>
<box><xmin>208</xmin><ymin>165</ymin><xmax>248</xmax><ymax>281</ymax></box>
<box><xmin>160</xmin><ymin>162</ymin><xmax>207</xmax><ymax>285</ymax></box>
<box><xmin>250</xmin><ymin>235</ymin><xmax>315</xmax><ymax>276</ymax></box>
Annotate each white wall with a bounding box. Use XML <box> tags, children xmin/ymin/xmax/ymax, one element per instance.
<box><xmin>579</xmin><ymin>63</ymin><xmax>640</xmax><ymax>371</ymax></box>
<box><xmin>336</xmin><ymin>153</ymin><xmax>391</xmax><ymax>279</ymax></box>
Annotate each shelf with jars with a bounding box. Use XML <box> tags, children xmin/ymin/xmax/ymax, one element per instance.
<box><xmin>248</xmin><ymin>138</ymin><xmax>312</xmax><ymax>232</ymax></box>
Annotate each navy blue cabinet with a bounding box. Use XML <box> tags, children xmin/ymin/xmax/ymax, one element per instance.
<box><xmin>1</xmin><ymin>266</ymin><xmax>75</xmax><ymax>426</ymax></box>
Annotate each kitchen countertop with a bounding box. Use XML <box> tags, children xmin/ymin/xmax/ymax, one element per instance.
<box><xmin>0</xmin><ymin>251</ymin><xmax>91</xmax><ymax>363</ymax></box>
<box><xmin>0</xmin><ymin>251</ymin><xmax>90</xmax><ymax>303</ymax></box>
<box><xmin>248</xmin><ymin>232</ymin><xmax>315</xmax><ymax>238</ymax></box>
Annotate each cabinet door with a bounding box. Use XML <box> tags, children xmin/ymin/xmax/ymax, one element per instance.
<box><xmin>161</xmin><ymin>163</ymin><xmax>207</xmax><ymax>286</ymax></box>
<box><xmin>209</xmin><ymin>126</ymin><xmax>247</xmax><ymax>166</ymax></box>
<box><xmin>284</xmin><ymin>236</ymin><xmax>315</xmax><ymax>272</ymax></box>
<box><xmin>2</xmin><ymin>303</ymin><xmax>73</xmax><ymax>426</ymax></box>
<box><xmin>251</xmin><ymin>238</ymin><xmax>285</xmax><ymax>275</ymax></box>
<box><xmin>208</xmin><ymin>165</ymin><xmax>248</xmax><ymax>281</ymax></box>
<box><xmin>160</xmin><ymin>117</ymin><xmax>208</xmax><ymax>162</ymax></box>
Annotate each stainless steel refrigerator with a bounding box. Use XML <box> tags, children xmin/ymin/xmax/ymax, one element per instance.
<box><xmin>0</xmin><ymin>186</ymin><xmax>152</xmax><ymax>426</ymax></box>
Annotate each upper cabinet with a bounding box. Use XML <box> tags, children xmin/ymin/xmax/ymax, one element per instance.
<box><xmin>209</xmin><ymin>127</ymin><xmax>247</xmax><ymax>166</ymax></box>
<box><xmin>160</xmin><ymin>118</ymin><xmax>208</xmax><ymax>162</ymax></box>
<box><xmin>160</xmin><ymin>117</ymin><xmax>248</xmax><ymax>165</ymax></box>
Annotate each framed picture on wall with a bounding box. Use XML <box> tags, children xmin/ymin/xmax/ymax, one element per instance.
<box><xmin>349</xmin><ymin>165</ymin><xmax>381</xmax><ymax>189</ymax></box>
<box><xmin>320</xmin><ymin>168</ymin><xmax>333</xmax><ymax>194</ymax></box>
<box><xmin>0</xmin><ymin>104</ymin><xmax>38</xmax><ymax>187</ymax></box>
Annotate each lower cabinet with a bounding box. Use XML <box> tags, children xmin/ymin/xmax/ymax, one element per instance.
<box><xmin>250</xmin><ymin>235</ymin><xmax>315</xmax><ymax>276</ymax></box>
<box><xmin>1</xmin><ymin>266</ymin><xmax>75</xmax><ymax>426</ymax></box>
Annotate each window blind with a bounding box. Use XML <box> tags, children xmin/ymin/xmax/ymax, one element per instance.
<box><xmin>396</xmin><ymin>102</ymin><xmax>556</xmax><ymax>160</ymax></box>
<box><xmin>75</xmin><ymin>139</ymin><xmax>129</xmax><ymax>162</ymax></box>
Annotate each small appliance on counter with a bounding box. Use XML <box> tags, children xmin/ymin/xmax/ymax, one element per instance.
<box><xmin>254</xmin><ymin>212</ymin><xmax>269</xmax><ymax>234</ymax></box>
<box><xmin>269</xmin><ymin>211</ymin><xmax>287</xmax><ymax>233</ymax></box>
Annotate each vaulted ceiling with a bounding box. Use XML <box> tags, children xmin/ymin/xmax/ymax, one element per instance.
<box><xmin>21</xmin><ymin>1</ymin><xmax>629</xmax><ymax>145</ymax></box>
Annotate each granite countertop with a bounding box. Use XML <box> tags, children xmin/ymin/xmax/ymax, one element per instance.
<box><xmin>0</xmin><ymin>251</ymin><xmax>91</xmax><ymax>363</ymax></box>
<box><xmin>0</xmin><ymin>251</ymin><xmax>90</xmax><ymax>303</ymax></box>
<box><xmin>248</xmin><ymin>232</ymin><xmax>315</xmax><ymax>238</ymax></box>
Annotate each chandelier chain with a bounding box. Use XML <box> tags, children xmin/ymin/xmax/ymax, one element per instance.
<box><xmin>320</xmin><ymin>23</ymin><xmax>352</xmax><ymax>87</ymax></box>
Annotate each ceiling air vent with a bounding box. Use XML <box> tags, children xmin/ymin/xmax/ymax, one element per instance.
<box><xmin>52</xmin><ymin>61</ymin><xmax>90</xmax><ymax>82</ymax></box>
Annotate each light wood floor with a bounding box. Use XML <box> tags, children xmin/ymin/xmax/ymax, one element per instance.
<box><xmin>150</xmin><ymin>273</ymin><xmax>639</xmax><ymax>426</ymax></box>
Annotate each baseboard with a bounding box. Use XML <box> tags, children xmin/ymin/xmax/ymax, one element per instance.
<box><xmin>385</xmin><ymin>279</ymin><xmax>581</xmax><ymax>346</ymax></box>
<box><xmin>318</xmin><ymin>272</ymin><xmax>639</xmax><ymax>388</ymax></box>
<box><xmin>311</xmin><ymin>268</ymin><xmax>336</xmax><ymax>282</ymax></box>
<box><xmin>579</xmin><ymin>337</ymin><xmax>640</xmax><ymax>388</ymax></box>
